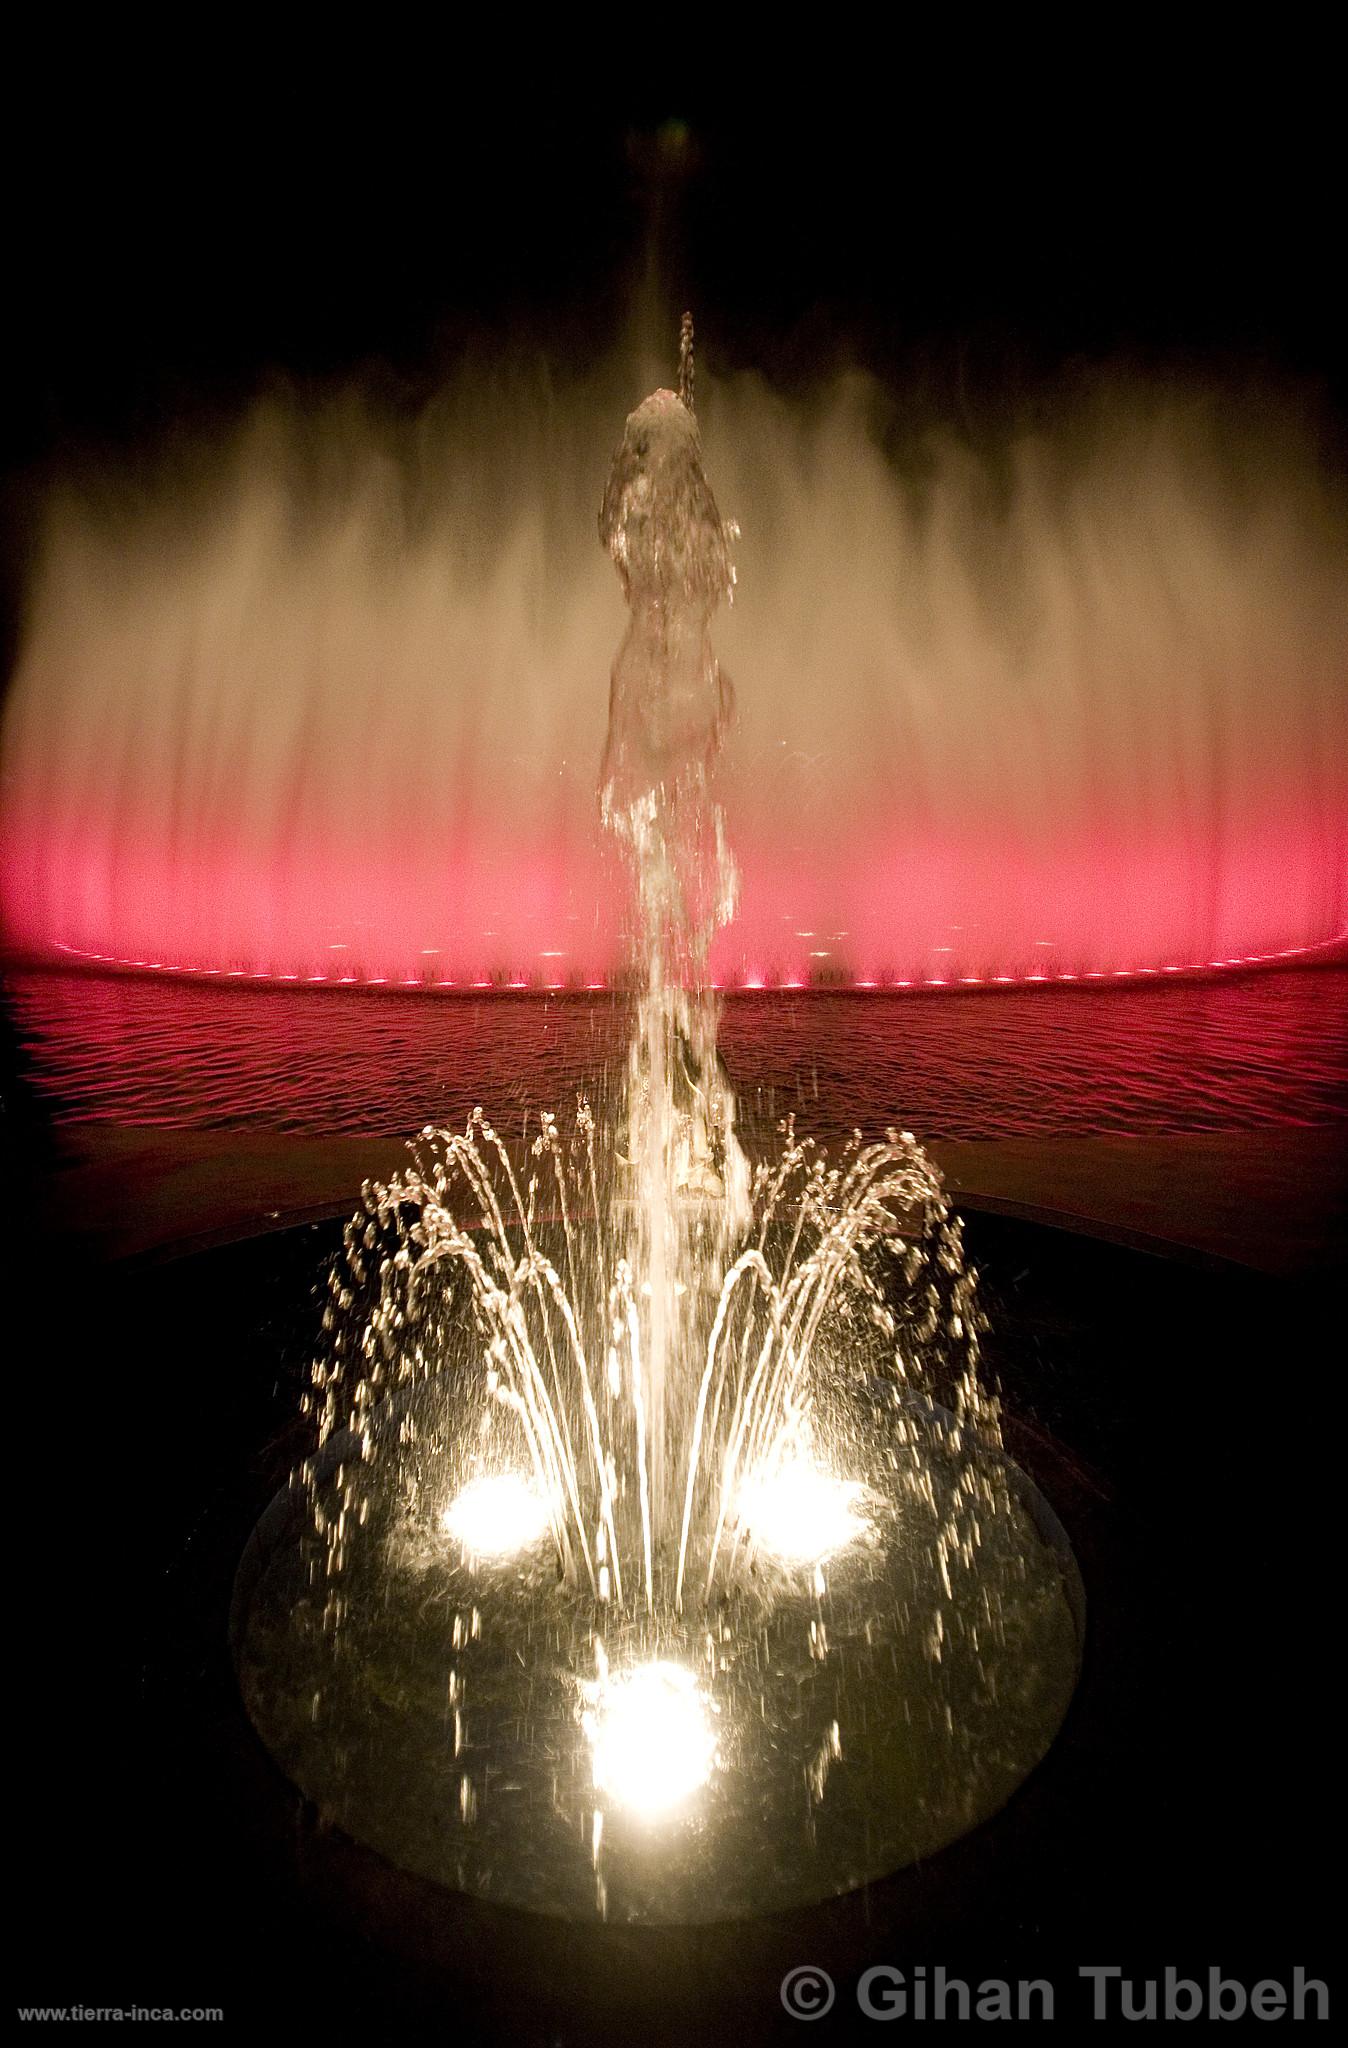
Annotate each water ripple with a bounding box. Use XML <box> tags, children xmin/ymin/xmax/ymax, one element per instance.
<box><xmin>5</xmin><ymin>968</ymin><xmax>1345</xmax><ymax>1142</ymax></box>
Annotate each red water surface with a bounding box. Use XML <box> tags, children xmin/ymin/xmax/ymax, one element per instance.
<box><xmin>7</xmin><ymin>966</ymin><xmax>1345</xmax><ymax>1138</ymax></box>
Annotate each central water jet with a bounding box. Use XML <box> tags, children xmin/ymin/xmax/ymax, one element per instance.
<box><xmin>599</xmin><ymin>314</ymin><xmax>748</xmax><ymax>1532</ymax></box>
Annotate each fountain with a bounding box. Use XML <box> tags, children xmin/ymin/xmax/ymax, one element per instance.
<box><xmin>231</xmin><ymin>322</ymin><xmax>1084</xmax><ymax>1922</ymax></box>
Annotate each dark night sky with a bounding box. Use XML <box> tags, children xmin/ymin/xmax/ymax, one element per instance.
<box><xmin>3</xmin><ymin>55</ymin><xmax>1344</xmax><ymax>470</ymax></box>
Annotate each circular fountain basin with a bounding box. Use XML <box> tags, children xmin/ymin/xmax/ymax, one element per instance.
<box><xmin>232</xmin><ymin>1388</ymin><xmax>1083</xmax><ymax>1924</ymax></box>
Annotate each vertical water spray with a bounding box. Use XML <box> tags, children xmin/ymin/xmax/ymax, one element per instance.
<box><xmin>599</xmin><ymin>314</ymin><xmax>750</xmax><ymax>1519</ymax></box>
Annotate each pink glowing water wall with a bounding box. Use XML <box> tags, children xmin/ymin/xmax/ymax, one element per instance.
<box><xmin>3</xmin><ymin>365</ymin><xmax>1345</xmax><ymax>991</ymax></box>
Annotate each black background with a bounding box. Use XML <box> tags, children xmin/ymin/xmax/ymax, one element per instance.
<box><xmin>4</xmin><ymin>52</ymin><xmax>1345</xmax><ymax>469</ymax></box>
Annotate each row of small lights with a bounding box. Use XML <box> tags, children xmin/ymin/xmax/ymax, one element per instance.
<box><xmin>47</xmin><ymin>935</ymin><xmax>1344</xmax><ymax>991</ymax></box>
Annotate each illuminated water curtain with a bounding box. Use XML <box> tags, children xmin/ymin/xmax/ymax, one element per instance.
<box><xmin>6</xmin><ymin>339</ymin><xmax>1345</xmax><ymax>990</ymax></box>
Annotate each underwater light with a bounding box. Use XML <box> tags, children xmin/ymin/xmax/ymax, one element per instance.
<box><xmin>442</xmin><ymin>1473</ymin><xmax>551</xmax><ymax>1557</ymax></box>
<box><xmin>737</xmin><ymin>1462</ymin><xmax>868</xmax><ymax>1564</ymax></box>
<box><xmin>583</xmin><ymin>1661</ymin><xmax>716</xmax><ymax>1820</ymax></box>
